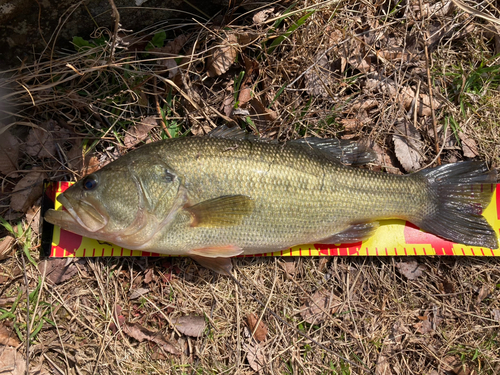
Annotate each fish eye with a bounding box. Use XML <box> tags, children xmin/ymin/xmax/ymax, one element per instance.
<box><xmin>82</xmin><ymin>175</ymin><xmax>98</xmax><ymax>191</ymax></box>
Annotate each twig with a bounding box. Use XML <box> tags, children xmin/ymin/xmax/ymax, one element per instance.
<box><xmin>153</xmin><ymin>76</ymin><xmax>172</xmax><ymax>138</ymax></box>
<box><xmin>21</xmin><ymin>251</ymin><xmax>30</xmax><ymax>374</ymax></box>
<box><xmin>419</xmin><ymin>0</ymin><xmax>441</xmax><ymax>165</ymax></box>
<box><xmin>107</xmin><ymin>0</ymin><xmax>120</xmax><ymax>63</ymax></box>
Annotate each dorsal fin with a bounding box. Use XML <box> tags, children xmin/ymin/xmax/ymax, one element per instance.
<box><xmin>208</xmin><ymin>125</ymin><xmax>259</xmax><ymax>141</ymax></box>
<box><xmin>290</xmin><ymin>138</ymin><xmax>377</xmax><ymax>165</ymax></box>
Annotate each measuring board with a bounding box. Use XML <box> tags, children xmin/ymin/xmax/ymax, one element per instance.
<box><xmin>41</xmin><ymin>181</ymin><xmax>500</xmax><ymax>258</ymax></box>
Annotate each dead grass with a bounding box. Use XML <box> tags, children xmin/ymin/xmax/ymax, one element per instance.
<box><xmin>0</xmin><ymin>0</ymin><xmax>500</xmax><ymax>374</ymax></box>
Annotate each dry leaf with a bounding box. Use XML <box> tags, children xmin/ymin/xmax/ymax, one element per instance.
<box><xmin>67</xmin><ymin>139</ymin><xmax>100</xmax><ymax>175</ymax></box>
<box><xmin>459</xmin><ymin>131</ymin><xmax>478</xmax><ymax>158</ymax></box>
<box><xmin>365</xmin><ymin>74</ymin><xmax>440</xmax><ymax>115</ymax></box>
<box><xmin>0</xmin><ymin>130</ymin><xmax>19</xmax><ymax>176</ymax></box>
<box><xmin>349</xmin><ymin>98</ymin><xmax>378</xmax><ymax>112</ymax></box>
<box><xmin>238</xmin><ymin>87</ymin><xmax>252</xmax><ymax>107</ymax></box>
<box><xmin>123</xmin><ymin>117</ymin><xmax>157</xmax><ymax>148</ymax></box>
<box><xmin>144</xmin><ymin>268</ymin><xmax>154</xmax><ymax>284</ymax></box>
<box><xmin>281</xmin><ymin>258</ymin><xmax>296</xmax><ymax>276</ymax></box>
<box><xmin>396</xmin><ymin>261</ymin><xmax>423</xmax><ymax>280</ymax></box>
<box><xmin>25</xmin><ymin>206</ymin><xmax>41</xmax><ymax>235</ymax></box>
<box><xmin>249</xmin><ymin>97</ymin><xmax>277</xmax><ymax>124</ymax></box>
<box><xmin>491</xmin><ymin>309</ymin><xmax>500</xmax><ymax>323</ymax></box>
<box><xmin>10</xmin><ymin>170</ymin><xmax>46</xmax><ymax>212</ymax></box>
<box><xmin>305</xmin><ymin>52</ymin><xmax>332</xmax><ymax>97</ymax></box>
<box><xmin>0</xmin><ymin>236</ymin><xmax>15</xmax><ymax>261</ymax></box>
<box><xmin>476</xmin><ymin>285</ymin><xmax>491</xmax><ymax>305</ymax></box>
<box><xmin>246</xmin><ymin>313</ymin><xmax>268</xmax><ymax>342</ymax></box>
<box><xmin>243</xmin><ymin>340</ymin><xmax>266</xmax><ymax>372</ymax></box>
<box><xmin>173</xmin><ymin>315</ymin><xmax>205</xmax><ymax>338</ymax></box>
<box><xmin>0</xmin><ymin>298</ymin><xmax>16</xmax><ymax>308</ymax></box>
<box><xmin>26</xmin><ymin>127</ymin><xmax>56</xmax><ymax>159</ymax></box>
<box><xmin>348</xmin><ymin>54</ymin><xmax>373</xmax><ymax>73</ymax></box>
<box><xmin>300</xmin><ymin>289</ymin><xmax>340</xmax><ymax>324</ymax></box>
<box><xmin>237</xmin><ymin>32</ymin><xmax>259</xmax><ymax>46</ymax></box>
<box><xmin>39</xmin><ymin>258</ymin><xmax>80</xmax><ymax>284</ymax></box>
<box><xmin>84</xmin><ymin>155</ymin><xmax>100</xmax><ymax>175</ymax></box>
<box><xmin>207</xmin><ymin>34</ymin><xmax>238</xmax><ymax>77</ymax></box>
<box><xmin>155</xmin><ymin>34</ymin><xmax>188</xmax><ymax>55</ymax></box>
<box><xmin>123</xmin><ymin>322</ymin><xmax>180</xmax><ymax>355</ymax></box>
<box><xmin>0</xmin><ymin>324</ymin><xmax>20</xmax><ymax>347</ymax></box>
<box><xmin>129</xmin><ymin>288</ymin><xmax>149</xmax><ymax>300</ymax></box>
<box><xmin>393</xmin><ymin>120</ymin><xmax>423</xmax><ymax>172</ymax></box>
<box><xmin>413</xmin><ymin>316</ymin><xmax>433</xmax><ymax>334</ymax></box>
<box><xmin>253</xmin><ymin>8</ymin><xmax>274</xmax><ymax>24</ymax></box>
<box><xmin>375</xmin><ymin>352</ymin><xmax>392</xmax><ymax>375</ymax></box>
<box><xmin>0</xmin><ymin>346</ymin><xmax>26</xmax><ymax>375</ymax></box>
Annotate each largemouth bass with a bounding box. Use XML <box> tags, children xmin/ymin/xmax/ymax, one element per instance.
<box><xmin>45</xmin><ymin>126</ymin><xmax>498</xmax><ymax>273</ymax></box>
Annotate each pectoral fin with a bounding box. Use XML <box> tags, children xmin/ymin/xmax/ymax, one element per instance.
<box><xmin>189</xmin><ymin>255</ymin><xmax>233</xmax><ymax>275</ymax></box>
<box><xmin>185</xmin><ymin>195</ymin><xmax>255</xmax><ymax>227</ymax></box>
<box><xmin>317</xmin><ymin>222</ymin><xmax>379</xmax><ymax>244</ymax></box>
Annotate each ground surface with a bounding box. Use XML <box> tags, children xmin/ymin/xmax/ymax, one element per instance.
<box><xmin>0</xmin><ymin>0</ymin><xmax>499</xmax><ymax>374</ymax></box>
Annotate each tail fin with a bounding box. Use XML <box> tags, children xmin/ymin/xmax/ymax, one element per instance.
<box><xmin>414</xmin><ymin>161</ymin><xmax>498</xmax><ymax>249</ymax></box>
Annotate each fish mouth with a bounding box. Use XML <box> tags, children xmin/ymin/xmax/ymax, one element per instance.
<box><xmin>44</xmin><ymin>193</ymin><xmax>107</xmax><ymax>234</ymax></box>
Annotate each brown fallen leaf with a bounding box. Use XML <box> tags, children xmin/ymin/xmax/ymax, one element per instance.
<box><xmin>0</xmin><ymin>324</ymin><xmax>20</xmax><ymax>347</ymax></box>
<box><xmin>173</xmin><ymin>315</ymin><xmax>206</xmax><ymax>338</ymax></box>
<box><xmin>253</xmin><ymin>8</ymin><xmax>275</xmax><ymax>24</ymax></box>
<box><xmin>123</xmin><ymin>322</ymin><xmax>180</xmax><ymax>355</ymax></box>
<box><xmin>243</xmin><ymin>340</ymin><xmax>266</xmax><ymax>372</ymax></box>
<box><xmin>0</xmin><ymin>346</ymin><xmax>26</xmax><ymax>375</ymax></box>
<box><xmin>375</xmin><ymin>352</ymin><xmax>392</xmax><ymax>375</ymax></box>
<box><xmin>246</xmin><ymin>313</ymin><xmax>268</xmax><ymax>342</ymax></box>
<box><xmin>26</xmin><ymin>124</ymin><xmax>56</xmax><ymax>159</ymax></box>
<box><xmin>155</xmin><ymin>34</ymin><xmax>189</xmax><ymax>55</ymax></box>
<box><xmin>393</xmin><ymin>120</ymin><xmax>423</xmax><ymax>172</ymax></box>
<box><xmin>396</xmin><ymin>261</ymin><xmax>423</xmax><ymax>280</ymax></box>
<box><xmin>0</xmin><ymin>298</ymin><xmax>16</xmax><ymax>308</ymax></box>
<box><xmin>25</xmin><ymin>205</ymin><xmax>41</xmax><ymax>235</ymax></box>
<box><xmin>10</xmin><ymin>170</ymin><xmax>46</xmax><ymax>212</ymax></box>
<box><xmin>39</xmin><ymin>258</ymin><xmax>80</xmax><ymax>284</ymax></box>
<box><xmin>206</xmin><ymin>34</ymin><xmax>238</xmax><ymax>77</ymax></box>
<box><xmin>0</xmin><ymin>130</ymin><xmax>20</xmax><ymax>177</ymax></box>
<box><xmin>281</xmin><ymin>258</ymin><xmax>296</xmax><ymax>277</ymax></box>
<box><xmin>491</xmin><ymin>309</ymin><xmax>500</xmax><ymax>323</ymax></box>
<box><xmin>0</xmin><ymin>236</ymin><xmax>15</xmax><ymax>261</ymax></box>
<box><xmin>129</xmin><ymin>288</ymin><xmax>149</xmax><ymax>300</ymax></box>
<box><xmin>144</xmin><ymin>268</ymin><xmax>154</xmax><ymax>284</ymax></box>
<box><xmin>365</xmin><ymin>74</ymin><xmax>440</xmax><ymax>116</ymax></box>
<box><xmin>413</xmin><ymin>315</ymin><xmax>433</xmax><ymax>334</ymax></box>
<box><xmin>238</xmin><ymin>86</ymin><xmax>252</xmax><ymax>108</ymax></box>
<box><xmin>123</xmin><ymin>117</ymin><xmax>157</xmax><ymax>148</ymax></box>
<box><xmin>459</xmin><ymin>131</ymin><xmax>478</xmax><ymax>158</ymax></box>
<box><xmin>305</xmin><ymin>52</ymin><xmax>333</xmax><ymax>97</ymax></box>
<box><xmin>476</xmin><ymin>285</ymin><xmax>491</xmax><ymax>305</ymax></box>
<box><xmin>300</xmin><ymin>289</ymin><xmax>340</xmax><ymax>325</ymax></box>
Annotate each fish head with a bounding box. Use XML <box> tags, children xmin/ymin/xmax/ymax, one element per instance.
<box><xmin>45</xmin><ymin>156</ymin><xmax>184</xmax><ymax>246</ymax></box>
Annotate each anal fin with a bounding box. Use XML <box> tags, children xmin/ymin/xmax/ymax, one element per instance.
<box><xmin>317</xmin><ymin>222</ymin><xmax>379</xmax><ymax>244</ymax></box>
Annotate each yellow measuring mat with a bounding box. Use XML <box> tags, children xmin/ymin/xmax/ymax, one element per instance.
<box><xmin>41</xmin><ymin>181</ymin><xmax>500</xmax><ymax>258</ymax></box>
